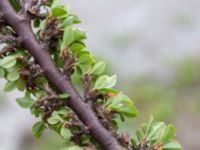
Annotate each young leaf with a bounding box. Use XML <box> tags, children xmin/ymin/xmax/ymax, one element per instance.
<box><xmin>145</xmin><ymin>115</ymin><xmax>154</xmax><ymax>136</ymax></box>
<box><xmin>71</xmin><ymin>15</ymin><xmax>81</xmax><ymax>24</ymax></box>
<box><xmin>9</xmin><ymin>0</ymin><xmax>21</xmax><ymax>11</ymax></box>
<box><xmin>94</xmin><ymin>75</ymin><xmax>109</xmax><ymax>90</ymax></box>
<box><xmin>76</xmin><ymin>50</ymin><xmax>90</xmax><ymax>57</ymax></box>
<box><xmin>60</xmin><ymin>126</ymin><xmax>72</xmax><ymax>140</ymax></box>
<box><xmin>106</xmin><ymin>75</ymin><xmax>117</xmax><ymax>88</ymax></box>
<box><xmin>60</xmin><ymin>146</ymin><xmax>82</xmax><ymax>150</ymax></box>
<box><xmin>7</xmin><ymin>69</ymin><xmax>20</xmax><ymax>81</ymax></box>
<box><xmin>115</xmin><ymin>104</ymin><xmax>138</xmax><ymax>117</ymax></box>
<box><xmin>90</xmin><ymin>61</ymin><xmax>106</xmax><ymax>75</ymax></box>
<box><xmin>51</xmin><ymin>6</ymin><xmax>67</xmax><ymax>17</ymax></box>
<box><xmin>61</xmin><ymin>27</ymin><xmax>74</xmax><ymax>50</ymax></box>
<box><xmin>70</xmin><ymin>43</ymin><xmax>85</xmax><ymax>53</ymax></box>
<box><xmin>56</xmin><ymin>108</ymin><xmax>69</xmax><ymax>115</ymax></box>
<box><xmin>163</xmin><ymin>141</ymin><xmax>182</xmax><ymax>150</ymax></box>
<box><xmin>74</xmin><ymin>29</ymin><xmax>86</xmax><ymax>41</ymax></box>
<box><xmin>105</xmin><ymin>93</ymin><xmax>138</xmax><ymax>117</ymax></box>
<box><xmin>33</xmin><ymin>18</ymin><xmax>41</xmax><ymax>28</ymax></box>
<box><xmin>59</xmin><ymin>93</ymin><xmax>70</xmax><ymax>99</ymax></box>
<box><xmin>94</xmin><ymin>75</ymin><xmax>117</xmax><ymax>90</ymax></box>
<box><xmin>31</xmin><ymin>106</ymin><xmax>41</xmax><ymax>118</ymax></box>
<box><xmin>79</xmin><ymin>54</ymin><xmax>94</xmax><ymax>65</ymax></box>
<box><xmin>16</xmin><ymin>97</ymin><xmax>34</xmax><ymax>108</ymax></box>
<box><xmin>162</xmin><ymin>124</ymin><xmax>176</xmax><ymax>142</ymax></box>
<box><xmin>0</xmin><ymin>68</ymin><xmax>5</xmax><ymax>78</ymax></box>
<box><xmin>0</xmin><ymin>55</ymin><xmax>17</xmax><ymax>69</ymax></box>
<box><xmin>47</xmin><ymin>114</ymin><xmax>62</xmax><ymax>125</ymax></box>
<box><xmin>16</xmin><ymin>79</ymin><xmax>26</xmax><ymax>91</ymax></box>
<box><xmin>62</xmin><ymin>16</ymin><xmax>74</xmax><ymax>27</ymax></box>
<box><xmin>147</xmin><ymin>122</ymin><xmax>166</xmax><ymax>142</ymax></box>
<box><xmin>98</xmin><ymin>88</ymin><xmax>118</xmax><ymax>93</ymax></box>
<box><xmin>136</xmin><ymin>129</ymin><xmax>144</xmax><ymax>142</ymax></box>
<box><xmin>32</xmin><ymin>121</ymin><xmax>46</xmax><ymax>139</ymax></box>
<box><xmin>130</xmin><ymin>138</ymin><xmax>138</xmax><ymax>147</ymax></box>
<box><xmin>4</xmin><ymin>81</ymin><xmax>17</xmax><ymax>92</ymax></box>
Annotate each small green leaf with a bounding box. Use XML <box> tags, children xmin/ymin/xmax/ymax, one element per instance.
<box><xmin>130</xmin><ymin>138</ymin><xmax>138</xmax><ymax>147</ymax></box>
<box><xmin>76</xmin><ymin>50</ymin><xmax>90</xmax><ymax>57</ymax></box>
<box><xmin>70</xmin><ymin>43</ymin><xmax>85</xmax><ymax>53</ymax></box>
<box><xmin>54</xmin><ymin>49</ymin><xmax>64</xmax><ymax>67</ymax></box>
<box><xmin>0</xmin><ymin>68</ymin><xmax>5</xmax><ymax>78</ymax></box>
<box><xmin>34</xmin><ymin>90</ymin><xmax>47</xmax><ymax>98</ymax></box>
<box><xmin>55</xmin><ymin>108</ymin><xmax>69</xmax><ymax>115</ymax></box>
<box><xmin>74</xmin><ymin>29</ymin><xmax>86</xmax><ymax>41</ymax></box>
<box><xmin>79</xmin><ymin>64</ymin><xmax>92</xmax><ymax>74</ymax></box>
<box><xmin>90</xmin><ymin>61</ymin><xmax>106</xmax><ymax>75</ymax></box>
<box><xmin>32</xmin><ymin>121</ymin><xmax>46</xmax><ymax>139</ymax></box>
<box><xmin>80</xmin><ymin>135</ymin><xmax>90</xmax><ymax>145</ymax></box>
<box><xmin>163</xmin><ymin>141</ymin><xmax>182</xmax><ymax>150</ymax></box>
<box><xmin>60</xmin><ymin>127</ymin><xmax>72</xmax><ymax>140</ymax></box>
<box><xmin>118</xmin><ymin>113</ymin><xmax>126</xmax><ymax>122</ymax></box>
<box><xmin>147</xmin><ymin>122</ymin><xmax>166</xmax><ymax>142</ymax></box>
<box><xmin>51</xmin><ymin>6</ymin><xmax>67</xmax><ymax>17</ymax></box>
<box><xmin>0</xmin><ymin>55</ymin><xmax>17</xmax><ymax>69</ymax></box>
<box><xmin>115</xmin><ymin>104</ymin><xmax>138</xmax><ymax>117</ymax></box>
<box><xmin>4</xmin><ymin>81</ymin><xmax>17</xmax><ymax>92</ymax></box>
<box><xmin>7</xmin><ymin>69</ymin><xmax>20</xmax><ymax>81</ymax></box>
<box><xmin>94</xmin><ymin>75</ymin><xmax>108</xmax><ymax>90</ymax></box>
<box><xmin>79</xmin><ymin>54</ymin><xmax>94</xmax><ymax>65</ymax></box>
<box><xmin>33</xmin><ymin>18</ymin><xmax>41</xmax><ymax>28</ymax></box>
<box><xmin>62</xmin><ymin>16</ymin><xmax>74</xmax><ymax>27</ymax></box>
<box><xmin>9</xmin><ymin>0</ymin><xmax>21</xmax><ymax>11</ymax></box>
<box><xmin>16</xmin><ymin>79</ymin><xmax>26</xmax><ymax>91</ymax></box>
<box><xmin>60</xmin><ymin>146</ymin><xmax>82</xmax><ymax>150</ymax></box>
<box><xmin>98</xmin><ymin>88</ymin><xmax>118</xmax><ymax>93</ymax></box>
<box><xmin>16</xmin><ymin>97</ymin><xmax>34</xmax><ymax>108</ymax></box>
<box><xmin>162</xmin><ymin>124</ymin><xmax>176</xmax><ymax>142</ymax></box>
<box><xmin>105</xmin><ymin>93</ymin><xmax>132</xmax><ymax>107</ymax></box>
<box><xmin>105</xmin><ymin>93</ymin><xmax>138</xmax><ymax>117</ymax></box>
<box><xmin>31</xmin><ymin>106</ymin><xmax>41</xmax><ymax>118</ymax></box>
<box><xmin>47</xmin><ymin>114</ymin><xmax>62</xmax><ymax>125</ymax></box>
<box><xmin>106</xmin><ymin>75</ymin><xmax>117</xmax><ymax>88</ymax></box>
<box><xmin>145</xmin><ymin>115</ymin><xmax>154</xmax><ymax>135</ymax></box>
<box><xmin>59</xmin><ymin>93</ymin><xmax>70</xmax><ymax>99</ymax></box>
<box><xmin>94</xmin><ymin>75</ymin><xmax>117</xmax><ymax>90</ymax></box>
<box><xmin>71</xmin><ymin>15</ymin><xmax>81</xmax><ymax>24</ymax></box>
<box><xmin>136</xmin><ymin>129</ymin><xmax>144</xmax><ymax>142</ymax></box>
<box><xmin>61</xmin><ymin>27</ymin><xmax>74</xmax><ymax>49</ymax></box>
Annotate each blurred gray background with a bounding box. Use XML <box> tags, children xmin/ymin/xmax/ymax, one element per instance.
<box><xmin>1</xmin><ymin>0</ymin><xmax>200</xmax><ymax>149</ymax></box>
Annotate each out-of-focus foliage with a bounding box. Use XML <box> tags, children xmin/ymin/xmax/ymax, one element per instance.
<box><xmin>131</xmin><ymin>116</ymin><xmax>182</xmax><ymax>150</ymax></box>
<box><xmin>115</xmin><ymin>58</ymin><xmax>200</xmax><ymax>148</ymax></box>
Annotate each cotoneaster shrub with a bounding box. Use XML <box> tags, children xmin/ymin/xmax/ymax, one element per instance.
<box><xmin>0</xmin><ymin>0</ymin><xmax>182</xmax><ymax>150</ymax></box>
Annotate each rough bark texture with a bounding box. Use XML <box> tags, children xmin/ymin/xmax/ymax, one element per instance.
<box><xmin>0</xmin><ymin>1</ymin><xmax>121</xmax><ymax>149</ymax></box>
